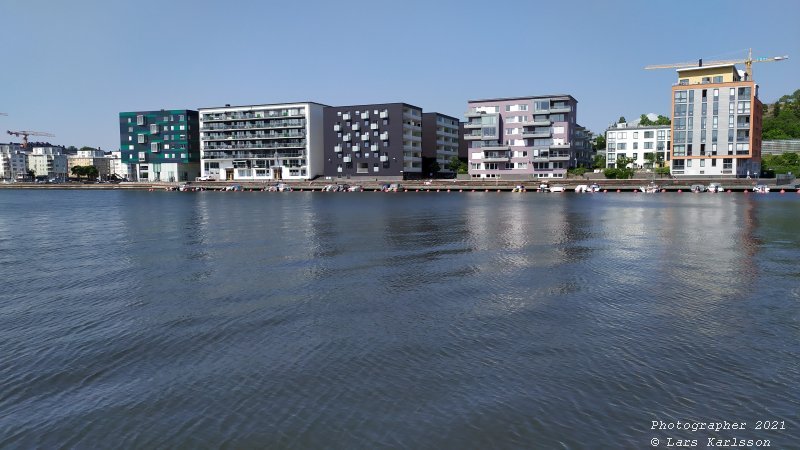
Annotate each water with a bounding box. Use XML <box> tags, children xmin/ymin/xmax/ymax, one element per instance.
<box><xmin>1</xmin><ymin>190</ymin><xmax>798</xmax><ymax>448</ymax></box>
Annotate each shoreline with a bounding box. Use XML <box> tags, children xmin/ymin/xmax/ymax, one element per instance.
<box><xmin>1</xmin><ymin>178</ymin><xmax>796</xmax><ymax>193</ymax></box>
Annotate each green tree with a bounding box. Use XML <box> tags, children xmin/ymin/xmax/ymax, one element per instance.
<box><xmin>66</xmin><ymin>146</ymin><xmax>78</xmax><ymax>153</ymax></box>
<box><xmin>655</xmin><ymin>115</ymin><xmax>671</xmax><ymax>125</ymax></box>
<box><xmin>79</xmin><ymin>146</ymin><xmax>96</xmax><ymax>152</ymax></box>
<box><xmin>71</xmin><ymin>165</ymin><xmax>84</xmax><ymax>179</ymax></box>
<box><xmin>593</xmin><ymin>134</ymin><xmax>606</xmax><ymax>151</ymax></box>
<box><xmin>26</xmin><ymin>169</ymin><xmax>35</xmax><ymax>180</ymax></box>
<box><xmin>618</xmin><ymin>116</ymin><xmax>627</xmax><ymax>124</ymax></box>
<box><xmin>429</xmin><ymin>161</ymin><xmax>441</xmax><ymax>177</ymax></box>
<box><xmin>639</xmin><ymin>114</ymin><xmax>654</xmax><ymax>126</ymax></box>
<box><xmin>592</xmin><ymin>154</ymin><xmax>606</xmax><ymax>169</ymax></box>
<box><xmin>85</xmin><ymin>166</ymin><xmax>99</xmax><ymax>180</ymax></box>
<box><xmin>448</xmin><ymin>156</ymin><xmax>468</xmax><ymax>174</ymax></box>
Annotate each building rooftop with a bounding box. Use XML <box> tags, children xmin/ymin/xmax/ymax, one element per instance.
<box><xmin>468</xmin><ymin>94</ymin><xmax>576</xmax><ymax>103</ymax></box>
<box><xmin>328</xmin><ymin>102</ymin><xmax>423</xmax><ymax>111</ymax></box>
<box><xmin>198</xmin><ymin>101</ymin><xmax>330</xmax><ymax>111</ymax></box>
<box><xmin>676</xmin><ymin>63</ymin><xmax>738</xmax><ymax>73</ymax></box>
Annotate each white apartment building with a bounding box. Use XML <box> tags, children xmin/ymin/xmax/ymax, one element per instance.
<box><xmin>28</xmin><ymin>146</ymin><xmax>68</xmax><ymax>180</ymax></box>
<box><xmin>605</xmin><ymin>123</ymin><xmax>671</xmax><ymax>169</ymax></box>
<box><xmin>198</xmin><ymin>102</ymin><xmax>326</xmax><ymax>181</ymax></box>
<box><xmin>108</xmin><ymin>150</ymin><xmax>131</xmax><ymax>180</ymax></box>
<box><xmin>0</xmin><ymin>143</ymin><xmax>28</xmax><ymax>180</ymax></box>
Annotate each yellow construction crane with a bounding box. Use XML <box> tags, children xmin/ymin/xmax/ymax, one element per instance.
<box><xmin>645</xmin><ymin>49</ymin><xmax>788</xmax><ymax>80</ymax></box>
<box><xmin>7</xmin><ymin>130</ymin><xmax>56</xmax><ymax>148</ymax></box>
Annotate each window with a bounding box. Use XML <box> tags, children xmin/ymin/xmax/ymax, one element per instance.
<box><xmin>686</xmin><ymin>159</ymin><xmax>692</xmax><ymax>168</ymax></box>
<box><xmin>633</xmin><ymin>142</ymin><xmax>638</xmax><ymax>150</ymax></box>
<box><xmin>737</xmin><ymin>101</ymin><xmax>751</xmax><ymax>114</ymax></box>
<box><xmin>712</xmin><ymin>116</ymin><xmax>718</xmax><ymax>129</ymax></box>
<box><xmin>617</xmin><ymin>143</ymin><xmax>627</xmax><ymax>150</ymax></box>
<box><xmin>644</xmin><ymin>142</ymin><xmax>654</xmax><ymax>149</ymax></box>
<box><xmin>607</xmin><ymin>132</ymin><xmax>615</xmax><ymax>139</ymax></box>
<box><xmin>673</xmin><ymin>145</ymin><xmax>685</xmax><ymax>156</ymax></box>
<box><xmin>137</xmin><ymin>134</ymin><xmax>147</xmax><ymax>144</ymax></box>
<box><xmin>711</xmin><ymin>159</ymin><xmax>716</xmax><ymax>167</ymax></box>
<box><xmin>136</xmin><ymin>115</ymin><xmax>145</xmax><ymax>125</ymax></box>
<box><xmin>723</xmin><ymin>158</ymin><xmax>733</xmax><ymax>169</ymax></box>
<box><xmin>674</xmin><ymin>91</ymin><xmax>688</xmax><ymax>102</ymax></box>
<box><xmin>644</xmin><ymin>131</ymin><xmax>654</xmax><ymax>139</ymax></box>
<box><xmin>633</xmin><ymin>132</ymin><xmax>639</xmax><ymax>139</ymax></box>
<box><xmin>150</xmin><ymin>142</ymin><xmax>159</xmax><ymax>152</ymax></box>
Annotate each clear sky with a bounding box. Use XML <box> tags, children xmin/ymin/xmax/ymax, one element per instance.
<box><xmin>2</xmin><ymin>0</ymin><xmax>798</xmax><ymax>151</ymax></box>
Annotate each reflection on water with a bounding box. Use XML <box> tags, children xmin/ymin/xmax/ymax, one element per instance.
<box><xmin>0</xmin><ymin>190</ymin><xmax>798</xmax><ymax>448</ymax></box>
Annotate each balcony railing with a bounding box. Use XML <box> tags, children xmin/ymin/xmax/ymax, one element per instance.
<box><xmin>200</xmin><ymin>120</ymin><xmax>305</xmax><ymax>131</ymax></box>
<box><xmin>202</xmin><ymin>132</ymin><xmax>305</xmax><ymax>141</ymax></box>
<box><xmin>202</xmin><ymin>111</ymin><xmax>304</xmax><ymax>122</ymax></box>
<box><xmin>204</xmin><ymin>141</ymin><xmax>306</xmax><ymax>151</ymax></box>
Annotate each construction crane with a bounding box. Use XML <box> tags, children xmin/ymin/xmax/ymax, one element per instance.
<box><xmin>7</xmin><ymin>130</ymin><xmax>56</xmax><ymax>148</ymax></box>
<box><xmin>645</xmin><ymin>49</ymin><xmax>788</xmax><ymax>80</ymax></box>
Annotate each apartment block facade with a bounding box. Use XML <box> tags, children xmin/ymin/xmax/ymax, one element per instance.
<box><xmin>422</xmin><ymin>112</ymin><xmax>460</xmax><ymax>176</ymax></box>
<box><xmin>605</xmin><ymin>123</ymin><xmax>671</xmax><ymax>169</ymax></box>
<box><xmin>67</xmin><ymin>148</ymin><xmax>112</xmax><ymax>180</ymax></box>
<box><xmin>323</xmin><ymin>103</ymin><xmax>423</xmax><ymax>179</ymax></box>
<box><xmin>465</xmin><ymin>95</ymin><xmax>592</xmax><ymax>179</ymax></box>
<box><xmin>670</xmin><ymin>64</ymin><xmax>762</xmax><ymax>177</ymax></box>
<box><xmin>119</xmin><ymin>110</ymin><xmax>200</xmax><ymax>182</ymax></box>
<box><xmin>199</xmin><ymin>103</ymin><xmax>325</xmax><ymax>181</ymax></box>
<box><xmin>28</xmin><ymin>146</ymin><xmax>68</xmax><ymax>180</ymax></box>
<box><xmin>0</xmin><ymin>143</ymin><xmax>28</xmax><ymax>180</ymax></box>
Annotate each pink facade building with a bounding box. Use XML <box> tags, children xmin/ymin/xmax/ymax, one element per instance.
<box><xmin>465</xmin><ymin>95</ymin><xmax>592</xmax><ymax>179</ymax></box>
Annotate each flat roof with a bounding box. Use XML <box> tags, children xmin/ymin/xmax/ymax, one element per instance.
<box><xmin>328</xmin><ymin>102</ymin><xmax>423</xmax><ymax>111</ymax></box>
<box><xmin>468</xmin><ymin>94</ymin><xmax>576</xmax><ymax>103</ymax></box>
<box><xmin>676</xmin><ymin>63</ymin><xmax>737</xmax><ymax>73</ymax></box>
<box><xmin>423</xmin><ymin>111</ymin><xmax>460</xmax><ymax>121</ymax></box>
<box><xmin>198</xmin><ymin>101</ymin><xmax>330</xmax><ymax>110</ymax></box>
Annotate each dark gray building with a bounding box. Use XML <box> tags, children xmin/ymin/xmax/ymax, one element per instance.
<box><xmin>323</xmin><ymin>103</ymin><xmax>423</xmax><ymax>180</ymax></box>
<box><xmin>422</xmin><ymin>112</ymin><xmax>460</xmax><ymax>176</ymax></box>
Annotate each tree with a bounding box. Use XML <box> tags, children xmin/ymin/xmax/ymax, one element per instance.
<box><xmin>448</xmin><ymin>156</ymin><xmax>468</xmax><ymax>174</ymax></box>
<box><xmin>639</xmin><ymin>114</ymin><xmax>654</xmax><ymax>126</ymax></box>
<box><xmin>79</xmin><ymin>146</ymin><xmax>97</xmax><ymax>153</ymax></box>
<box><xmin>429</xmin><ymin>161</ymin><xmax>441</xmax><ymax>177</ymax></box>
<box><xmin>618</xmin><ymin>116</ymin><xmax>627</xmax><ymax>124</ymax></box>
<box><xmin>66</xmin><ymin>146</ymin><xmax>78</xmax><ymax>153</ymax></box>
<box><xmin>593</xmin><ymin>134</ymin><xmax>606</xmax><ymax>151</ymax></box>
<box><xmin>26</xmin><ymin>169</ymin><xmax>35</xmax><ymax>180</ymax></box>
<box><xmin>71</xmin><ymin>165</ymin><xmax>84</xmax><ymax>179</ymax></box>
<box><xmin>85</xmin><ymin>166</ymin><xmax>99</xmax><ymax>180</ymax></box>
<box><xmin>655</xmin><ymin>115</ymin><xmax>671</xmax><ymax>125</ymax></box>
<box><xmin>592</xmin><ymin>154</ymin><xmax>606</xmax><ymax>169</ymax></box>
<box><xmin>643</xmin><ymin>152</ymin><xmax>665</xmax><ymax>169</ymax></box>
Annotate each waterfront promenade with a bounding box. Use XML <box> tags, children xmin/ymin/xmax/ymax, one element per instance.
<box><xmin>0</xmin><ymin>177</ymin><xmax>794</xmax><ymax>193</ymax></box>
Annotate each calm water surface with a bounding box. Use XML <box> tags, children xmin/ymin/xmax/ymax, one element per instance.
<box><xmin>1</xmin><ymin>190</ymin><xmax>798</xmax><ymax>449</ymax></box>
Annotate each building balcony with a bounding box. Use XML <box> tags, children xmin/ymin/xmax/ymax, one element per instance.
<box><xmin>342</xmin><ymin>113</ymin><xmax>351</xmax><ymax>121</ymax></box>
<box><xmin>480</xmin><ymin>144</ymin><xmax>510</xmax><ymax>151</ymax></box>
<box><xmin>464</xmin><ymin>122</ymin><xmax>482</xmax><ymax>129</ymax></box>
<box><xmin>465</xmin><ymin>111</ymin><xmax>485</xmax><ymax>118</ymax></box>
<box><xmin>370</xmin><ymin>144</ymin><xmax>379</xmax><ymax>152</ymax></box>
<box><xmin>380</xmin><ymin>132</ymin><xmax>389</xmax><ymax>141</ymax></box>
<box><xmin>360</xmin><ymin>112</ymin><xmax>370</xmax><ymax>120</ymax></box>
<box><xmin>550</xmin><ymin>105</ymin><xmax>571</xmax><ymax>113</ymax></box>
<box><xmin>521</xmin><ymin>119</ymin><xmax>551</xmax><ymax>127</ymax></box>
<box><xmin>550</xmin><ymin>143</ymin><xmax>571</xmax><ymax>149</ymax></box>
<box><xmin>200</xmin><ymin>120</ymin><xmax>306</xmax><ymax>131</ymax></box>
<box><xmin>532</xmin><ymin>156</ymin><xmax>550</xmax><ymax>162</ymax></box>
<box><xmin>379</xmin><ymin>110</ymin><xmax>389</xmax><ymax>119</ymax></box>
<box><xmin>343</xmin><ymin>156</ymin><xmax>351</xmax><ymax>163</ymax></box>
<box><xmin>334</xmin><ymin>145</ymin><xmax>342</xmax><ymax>153</ymax></box>
<box><xmin>380</xmin><ymin>155</ymin><xmax>388</xmax><ymax>162</ymax></box>
<box><xmin>202</xmin><ymin>132</ymin><xmax>305</xmax><ymax>141</ymax></box>
<box><xmin>202</xmin><ymin>112</ymin><xmax>304</xmax><ymax>122</ymax></box>
<box><xmin>522</xmin><ymin>131</ymin><xmax>551</xmax><ymax>139</ymax></box>
<box><xmin>370</xmin><ymin>123</ymin><xmax>379</xmax><ymax>130</ymax></box>
<box><xmin>333</xmin><ymin>124</ymin><xmax>341</xmax><ymax>132</ymax></box>
<box><xmin>549</xmin><ymin>155</ymin><xmax>571</xmax><ymax>161</ymax></box>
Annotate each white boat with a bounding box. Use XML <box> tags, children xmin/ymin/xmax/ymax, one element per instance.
<box><xmin>708</xmin><ymin>182</ymin><xmax>723</xmax><ymax>193</ymax></box>
<box><xmin>574</xmin><ymin>184</ymin><xmax>588</xmax><ymax>193</ymax></box>
<box><xmin>639</xmin><ymin>184</ymin><xmax>660</xmax><ymax>194</ymax></box>
<box><xmin>588</xmin><ymin>184</ymin><xmax>601</xmax><ymax>192</ymax></box>
<box><xmin>753</xmin><ymin>184</ymin><xmax>770</xmax><ymax>193</ymax></box>
<box><xmin>550</xmin><ymin>185</ymin><xmax>565</xmax><ymax>193</ymax></box>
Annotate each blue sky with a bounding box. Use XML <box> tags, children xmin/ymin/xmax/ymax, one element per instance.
<box><xmin>2</xmin><ymin>0</ymin><xmax>798</xmax><ymax>151</ymax></box>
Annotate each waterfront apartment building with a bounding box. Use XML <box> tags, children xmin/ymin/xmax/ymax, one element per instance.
<box><xmin>465</xmin><ymin>95</ymin><xmax>592</xmax><ymax>179</ymax></box>
<box><xmin>199</xmin><ymin>103</ymin><xmax>326</xmax><ymax>181</ymax></box>
<box><xmin>670</xmin><ymin>64</ymin><xmax>762</xmax><ymax>177</ymax></box>
<box><xmin>422</xmin><ymin>112</ymin><xmax>461</xmax><ymax>176</ymax></box>
<box><xmin>67</xmin><ymin>148</ymin><xmax>112</xmax><ymax>180</ymax></box>
<box><xmin>323</xmin><ymin>103</ymin><xmax>423</xmax><ymax>179</ymax></box>
<box><xmin>119</xmin><ymin>110</ymin><xmax>200</xmax><ymax>182</ymax></box>
<box><xmin>605</xmin><ymin>123</ymin><xmax>671</xmax><ymax>169</ymax></box>
<box><xmin>28</xmin><ymin>146</ymin><xmax>68</xmax><ymax>180</ymax></box>
<box><xmin>0</xmin><ymin>143</ymin><xmax>28</xmax><ymax>180</ymax></box>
